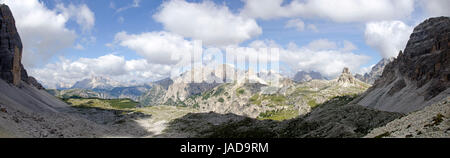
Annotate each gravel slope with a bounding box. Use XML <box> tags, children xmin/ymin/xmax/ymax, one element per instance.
<box><xmin>365</xmin><ymin>97</ymin><xmax>450</xmax><ymax>138</ymax></box>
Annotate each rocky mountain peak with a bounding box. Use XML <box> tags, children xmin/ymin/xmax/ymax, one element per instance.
<box><xmin>0</xmin><ymin>4</ymin><xmax>43</xmax><ymax>89</ymax></box>
<box><xmin>342</xmin><ymin>67</ymin><xmax>350</xmax><ymax>74</ymax></box>
<box><xmin>337</xmin><ymin>67</ymin><xmax>356</xmax><ymax>85</ymax></box>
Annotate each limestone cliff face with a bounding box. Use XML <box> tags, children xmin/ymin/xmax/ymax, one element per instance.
<box><xmin>337</xmin><ymin>67</ymin><xmax>356</xmax><ymax>84</ymax></box>
<box><xmin>355</xmin><ymin>17</ymin><xmax>450</xmax><ymax>113</ymax></box>
<box><xmin>0</xmin><ymin>4</ymin><xmax>22</xmax><ymax>86</ymax></box>
<box><xmin>0</xmin><ymin>4</ymin><xmax>43</xmax><ymax>89</ymax></box>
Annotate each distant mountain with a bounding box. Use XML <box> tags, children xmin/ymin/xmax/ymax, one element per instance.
<box><xmin>71</xmin><ymin>76</ymin><xmax>123</xmax><ymax>90</ymax></box>
<box><xmin>156</xmin><ymin>65</ymin><xmax>288</xmax><ymax>105</ymax></box>
<box><xmin>151</xmin><ymin>77</ymin><xmax>173</xmax><ymax>90</ymax></box>
<box><xmin>293</xmin><ymin>71</ymin><xmax>326</xmax><ymax>83</ymax></box>
<box><xmin>355</xmin><ymin>58</ymin><xmax>394</xmax><ymax>84</ymax></box>
<box><xmin>151</xmin><ymin>66</ymin><xmax>370</xmax><ymax>117</ymax></box>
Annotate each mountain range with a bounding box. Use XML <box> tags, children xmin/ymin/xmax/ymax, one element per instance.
<box><xmin>0</xmin><ymin>3</ymin><xmax>448</xmax><ymax>138</ymax></box>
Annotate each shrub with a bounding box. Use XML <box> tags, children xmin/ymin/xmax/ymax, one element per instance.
<box><xmin>237</xmin><ymin>89</ymin><xmax>245</xmax><ymax>95</ymax></box>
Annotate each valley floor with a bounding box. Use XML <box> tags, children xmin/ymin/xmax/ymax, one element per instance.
<box><xmin>1</xmin><ymin>79</ymin><xmax>448</xmax><ymax>138</ymax></box>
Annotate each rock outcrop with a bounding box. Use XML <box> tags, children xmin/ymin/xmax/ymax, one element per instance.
<box><xmin>355</xmin><ymin>57</ymin><xmax>394</xmax><ymax>84</ymax></box>
<box><xmin>337</xmin><ymin>67</ymin><xmax>356</xmax><ymax>85</ymax></box>
<box><xmin>0</xmin><ymin>4</ymin><xmax>43</xmax><ymax>89</ymax></box>
<box><xmin>355</xmin><ymin>17</ymin><xmax>450</xmax><ymax>113</ymax></box>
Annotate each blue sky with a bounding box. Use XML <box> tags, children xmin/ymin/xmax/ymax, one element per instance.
<box><xmin>60</xmin><ymin>0</ymin><xmax>377</xmax><ymax>62</ymax></box>
<box><xmin>1</xmin><ymin>0</ymin><xmax>449</xmax><ymax>88</ymax></box>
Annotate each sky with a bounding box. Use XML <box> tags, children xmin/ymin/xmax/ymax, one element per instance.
<box><xmin>1</xmin><ymin>0</ymin><xmax>449</xmax><ymax>88</ymax></box>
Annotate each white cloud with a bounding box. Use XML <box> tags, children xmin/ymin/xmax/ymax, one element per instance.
<box><xmin>1</xmin><ymin>0</ymin><xmax>95</xmax><ymax>69</ymax></box>
<box><xmin>358</xmin><ymin>64</ymin><xmax>375</xmax><ymax>75</ymax></box>
<box><xmin>307</xmin><ymin>24</ymin><xmax>319</xmax><ymax>32</ymax></box>
<box><xmin>153</xmin><ymin>0</ymin><xmax>262</xmax><ymax>46</ymax></box>
<box><xmin>365</xmin><ymin>21</ymin><xmax>413</xmax><ymax>58</ymax></box>
<box><xmin>243</xmin><ymin>40</ymin><xmax>370</xmax><ymax>78</ymax></box>
<box><xmin>241</xmin><ymin>0</ymin><xmax>415</xmax><ymax>22</ymax></box>
<box><xmin>115</xmin><ymin>0</ymin><xmax>141</xmax><ymax>13</ymax></box>
<box><xmin>341</xmin><ymin>40</ymin><xmax>358</xmax><ymax>52</ymax></box>
<box><xmin>285</xmin><ymin>18</ymin><xmax>305</xmax><ymax>31</ymax></box>
<box><xmin>30</xmin><ymin>54</ymin><xmax>172</xmax><ymax>89</ymax></box>
<box><xmin>280</xmin><ymin>43</ymin><xmax>370</xmax><ymax>78</ymax></box>
<box><xmin>74</xmin><ymin>43</ymin><xmax>84</xmax><ymax>50</ymax></box>
<box><xmin>420</xmin><ymin>0</ymin><xmax>450</xmax><ymax>17</ymax></box>
<box><xmin>114</xmin><ymin>31</ymin><xmax>195</xmax><ymax>66</ymax></box>
<box><xmin>1</xmin><ymin>0</ymin><xmax>77</xmax><ymax>68</ymax></box>
<box><xmin>118</xmin><ymin>16</ymin><xmax>125</xmax><ymax>24</ymax></box>
<box><xmin>56</xmin><ymin>3</ymin><xmax>95</xmax><ymax>33</ymax></box>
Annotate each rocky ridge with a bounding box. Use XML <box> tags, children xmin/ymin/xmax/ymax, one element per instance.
<box><xmin>355</xmin><ymin>16</ymin><xmax>450</xmax><ymax>113</ymax></box>
<box><xmin>167</xmin><ymin>67</ymin><xmax>370</xmax><ymax>118</ymax></box>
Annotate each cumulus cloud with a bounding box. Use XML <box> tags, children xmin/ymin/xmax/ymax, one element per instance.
<box><xmin>153</xmin><ymin>0</ymin><xmax>262</xmax><ymax>46</ymax></box>
<box><xmin>279</xmin><ymin>40</ymin><xmax>370</xmax><ymax>77</ymax></box>
<box><xmin>30</xmin><ymin>54</ymin><xmax>172</xmax><ymax>89</ymax></box>
<box><xmin>365</xmin><ymin>21</ymin><xmax>413</xmax><ymax>58</ymax></box>
<box><xmin>341</xmin><ymin>40</ymin><xmax>358</xmax><ymax>52</ymax></box>
<box><xmin>307</xmin><ymin>24</ymin><xmax>319</xmax><ymax>32</ymax></box>
<box><xmin>241</xmin><ymin>0</ymin><xmax>415</xmax><ymax>22</ymax></box>
<box><xmin>114</xmin><ymin>0</ymin><xmax>141</xmax><ymax>13</ymax></box>
<box><xmin>237</xmin><ymin>40</ymin><xmax>370</xmax><ymax>78</ymax></box>
<box><xmin>114</xmin><ymin>31</ymin><xmax>195</xmax><ymax>66</ymax></box>
<box><xmin>285</xmin><ymin>19</ymin><xmax>305</xmax><ymax>31</ymax></box>
<box><xmin>420</xmin><ymin>0</ymin><xmax>450</xmax><ymax>17</ymax></box>
<box><xmin>56</xmin><ymin>3</ymin><xmax>95</xmax><ymax>33</ymax></box>
<box><xmin>358</xmin><ymin>64</ymin><xmax>375</xmax><ymax>75</ymax></box>
<box><xmin>0</xmin><ymin>0</ymin><xmax>95</xmax><ymax>69</ymax></box>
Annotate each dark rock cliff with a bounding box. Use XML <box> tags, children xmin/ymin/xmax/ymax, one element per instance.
<box><xmin>0</xmin><ymin>4</ymin><xmax>43</xmax><ymax>89</ymax></box>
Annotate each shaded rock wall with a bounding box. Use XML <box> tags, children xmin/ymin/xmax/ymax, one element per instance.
<box><xmin>0</xmin><ymin>4</ymin><xmax>22</xmax><ymax>86</ymax></box>
<box><xmin>0</xmin><ymin>4</ymin><xmax>43</xmax><ymax>89</ymax></box>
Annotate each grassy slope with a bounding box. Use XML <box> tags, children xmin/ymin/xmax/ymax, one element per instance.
<box><xmin>64</xmin><ymin>98</ymin><xmax>139</xmax><ymax>109</ymax></box>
